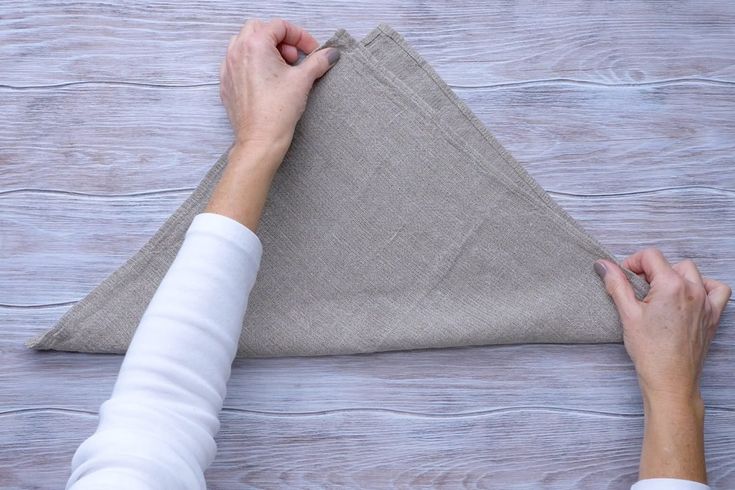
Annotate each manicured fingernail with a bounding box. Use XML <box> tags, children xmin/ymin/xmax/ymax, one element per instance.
<box><xmin>593</xmin><ymin>261</ymin><xmax>607</xmax><ymax>279</ymax></box>
<box><xmin>326</xmin><ymin>48</ymin><xmax>340</xmax><ymax>66</ymax></box>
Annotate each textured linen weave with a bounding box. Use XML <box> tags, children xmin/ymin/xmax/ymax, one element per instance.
<box><xmin>28</xmin><ymin>25</ymin><xmax>649</xmax><ymax>357</ymax></box>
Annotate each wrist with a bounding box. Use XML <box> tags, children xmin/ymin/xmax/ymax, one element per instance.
<box><xmin>642</xmin><ymin>389</ymin><xmax>705</xmax><ymax>421</ymax></box>
<box><xmin>639</xmin><ymin>389</ymin><xmax>707</xmax><ymax>483</ymax></box>
<box><xmin>228</xmin><ymin>139</ymin><xmax>287</xmax><ymax>174</ymax></box>
<box><xmin>204</xmin><ymin>139</ymin><xmax>286</xmax><ymax>232</ymax></box>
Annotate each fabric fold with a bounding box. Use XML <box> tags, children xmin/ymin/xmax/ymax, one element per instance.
<box><xmin>28</xmin><ymin>26</ymin><xmax>649</xmax><ymax>358</ymax></box>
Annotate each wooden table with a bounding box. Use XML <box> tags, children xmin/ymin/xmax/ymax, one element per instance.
<box><xmin>2</xmin><ymin>1</ymin><xmax>734</xmax><ymax>488</ymax></box>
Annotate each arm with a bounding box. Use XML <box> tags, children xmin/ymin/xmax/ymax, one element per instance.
<box><xmin>594</xmin><ymin>249</ymin><xmax>731</xmax><ymax>489</ymax></box>
<box><xmin>67</xmin><ymin>18</ymin><xmax>339</xmax><ymax>489</ymax></box>
<box><xmin>67</xmin><ymin>212</ymin><xmax>262</xmax><ymax>489</ymax></box>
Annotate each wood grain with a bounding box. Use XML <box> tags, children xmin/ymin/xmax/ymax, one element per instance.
<box><xmin>2</xmin><ymin>1</ymin><xmax>734</xmax><ymax>86</ymax></box>
<box><xmin>2</xmin><ymin>0</ymin><xmax>734</xmax><ymax>487</ymax></box>
<box><xmin>2</xmin><ymin>83</ymin><xmax>734</xmax><ymax>194</ymax></box>
<box><xmin>2</xmin><ymin>409</ymin><xmax>735</xmax><ymax>489</ymax></box>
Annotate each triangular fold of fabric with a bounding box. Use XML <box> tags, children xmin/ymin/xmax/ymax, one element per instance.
<box><xmin>27</xmin><ymin>26</ymin><xmax>649</xmax><ymax>358</ymax></box>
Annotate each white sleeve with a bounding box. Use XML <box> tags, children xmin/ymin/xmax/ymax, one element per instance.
<box><xmin>66</xmin><ymin>212</ymin><xmax>263</xmax><ymax>490</ymax></box>
<box><xmin>632</xmin><ymin>479</ymin><xmax>710</xmax><ymax>490</ymax></box>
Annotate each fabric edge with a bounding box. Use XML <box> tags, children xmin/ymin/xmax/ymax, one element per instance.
<box><xmin>26</xmin><ymin>149</ymin><xmax>233</xmax><ymax>352</ymax></box>
<box><xmin>370</xmin><ymin>23</ymin><xmax>650</xmax><ymax>300</ymax></box>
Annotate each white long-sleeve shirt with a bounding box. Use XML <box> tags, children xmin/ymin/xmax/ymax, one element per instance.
<box><xmin>66</xmin><ymin>212</ymin><xmax>710</xmax><ymax>489</ymax></box>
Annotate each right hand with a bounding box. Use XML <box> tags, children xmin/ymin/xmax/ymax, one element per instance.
<box><xmin>594</xmin><ymin>248</ymin><xmax>731</xmax><ymax>405</ymax></box>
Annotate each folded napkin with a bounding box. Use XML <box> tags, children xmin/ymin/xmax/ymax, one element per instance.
<box><xmin>28</xmin><ymin>25</ymin><xmax>649</xmax><ymax>358</ymax></box>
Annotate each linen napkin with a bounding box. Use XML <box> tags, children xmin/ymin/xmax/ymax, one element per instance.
<box><xmin>28</xmin><ymin>25</ymin><xmax>649</xmax><ymax>357</ymax></box>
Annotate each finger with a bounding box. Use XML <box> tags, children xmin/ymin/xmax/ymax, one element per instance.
<box><xmin>594</xmin><ymin>259</ymin><xmax>641</xmax><ymax>321</ymax></box>
<box><xmin>672</xmin><ymin>259</ymin><xmax>704</xmax><ymax>286</ymax></box>
<box><xmin>226</xmin><ymin>34</ymin><xmax>237</xmax><ymax>52</ymax></box>
<box><xmin>221</xmin><ymin>35</ymin><xmax>237</xmax><ymax>80</ymax></box>
<box><xmin>298</xmin><ymin>47</ymin><xmax>340</xmax><ymax>83</ymax></box>
<box><xmin>266</xmin><ymin>18</ymin><xmax>319</xmax><ymax>53</ymax></box>
<box><xmin>240</xmin><ymin>18</ymin><xmax>262</xmax><ymax>37</ymax></box>
<box><xmin>621</xmin><ymin>247</ymin><xmax>674</xmax><ymax>284</ymax></box>
<box><xmin>703</xmin><ymin>277</ymin><xmax>732</xmax><ymax>316</ymax></box>
<box><xmin>278</xmin><ymin>43</ymin><xmax>300</xmax><ymax>64</ymax></box>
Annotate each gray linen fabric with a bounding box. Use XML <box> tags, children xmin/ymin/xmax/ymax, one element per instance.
<box><xmin>28</xmin><ymin>25</ymin><xmax>649</xmax><ymax>358</ymax></box>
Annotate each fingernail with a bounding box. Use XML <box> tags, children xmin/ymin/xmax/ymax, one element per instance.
<box><xmin>593</xmin><ymin>261</ymin><xmax>607</xmax><ymax>279</ymax></box>
<box><xmin>326</xmin><ymin>48</ymin><xmax>340</xmax><ymax>66</ymax></box>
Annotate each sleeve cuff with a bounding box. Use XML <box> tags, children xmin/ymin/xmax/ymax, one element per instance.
<box><xmin>632</xmin><ymin>478</ymin><xmax>710</xmax><ymax>490</ymax></box>
<box><xmin>187</xmin><ymin>212</ymin><xmax>263</xmax><ymax>267</ymax></box>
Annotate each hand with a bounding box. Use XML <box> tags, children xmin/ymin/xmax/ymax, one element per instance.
<box><xmin>219</xmin><ymin>18</ymin><xmax>340</xmax><ymax>161</ymax></box>
<box><xmin>206</xmin><ymin>19</ymin><xmax>339</xmax><ymax>232</ymax></box>
<box><xmin>595</xmin><ymin>248</ymin><xmax>731</xmax><ymax>482</ymax></box>
<box><xmin>595</xmin><ymin>248</ymin><xmax>730</xmax><ymax>403</ymax></box>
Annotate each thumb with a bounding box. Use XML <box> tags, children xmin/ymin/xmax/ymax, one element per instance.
<box><xmin>298</xmin><ymin>47</ymin><xmax>340</xmax><ymax>84</ymax></box>
<box><xmin>594</xmin><ymin>259</ymin><xmax>640</xmax><ymax>321</ymax></box>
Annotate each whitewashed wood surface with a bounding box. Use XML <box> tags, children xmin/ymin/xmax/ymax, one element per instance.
<box><xmin>1</xmin><ymin>1</ymin><xmax>734</xmax><ymax>488</ymax></box>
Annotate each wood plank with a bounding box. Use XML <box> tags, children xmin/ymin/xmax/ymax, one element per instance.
<box><xmin>2</xmin><ymin>188</ymin><xmax>732</xmax><ymax>306</ymax></box>
<box><xmin>2</xmin><ymin>308</ymin><xmax>732</xmax><ymax>415</ymax></box>
<box><xmin>2</xmin><ymin>1</ymin><xmax>734</xmax><ymax>86</ymax></box>
<box><xmin>204</xmin><ymin>409</ymin><xmax>734</xmax><ymax>489</ymax></box>
<box><xmin>2</xmin><ymin>409</ymin><xmax>734</xmax><ymax>488</ymax></box>
<box><xmin>0</xmin><ymin>84</ymin><xmax>228</xmax><ymax>194</ymax></box>
<box><xmin>2</xmin><ymin>83</ymin><xmax>734</xmax><ymax>194</ymax></box>
<box><xmin>462</xmin><ymin>84</ymin><xmax>735</xmax><ymax>195</ymax></box>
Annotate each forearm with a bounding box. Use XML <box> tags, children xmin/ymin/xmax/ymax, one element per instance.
<box><xmin>640</xmin><ymin>392</ymin><xmax>706</xmax><ymax>483</ymax></box>
<box><xmin>205</xmin><ymin>142</ymin><xmax>284</xmax><ymax>231</ymax></box>
<box><xmin>68</xmin><ymin>213</ymin><xmax>263</xmax><ymax>488</ymax></box>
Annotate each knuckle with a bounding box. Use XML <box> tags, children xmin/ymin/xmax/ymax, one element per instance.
<box><xmin>243</xmin><ymin>19</ymin><xmax>263</xmax><ymax>35</ymax></box>
<box><xmin>721</xmin><ymin>284</ymin><xmax>734</xmax><ymax>302</ymax></box>
<box><xmin>318</xmin><ymin>53</ymin><xmax>330</xmax><ymax>69</ymax></box>
<box><xmin>243</xmin><ymin>19</ymin><xmax>257</xmax><ymax>30</ymax></box>
<box><xmin>304</xmin><ymin>57</ymin><xmax>326</xmax><ymax>76</ymax></box>
<box><xmin>240</xmin><ymin>37</ymin><xmax>261</xmax><ymax>54</ymax></box>
<box><xmin>606</xmin><ymin>279</ymin><xmax>620</xmax><ymax>295</ymax></box>
<box><xmin>622</xmin><ymin>307</ymin><xmax>641</xmax><ymax>324</ymax></box>
<box><xmin>606</xmin><ymin>281</ymin><xmax>627</xmax><ymax>302</ymax></box>
<box><xmin>615</xmin><ymin>301</ymin><xmax>639</xmax><ymax>324</ymax></box>
<box><xmin>691</xmin><ymin>285</ymin><xmax>707</xmax><ymax>302</ymax></box>
<box><xmin>241</xmin><ymin>37</ymin><xmax>255</xmax><ymax>49</ymax></box>
<box><xmin>226</xmin><ymin>48</ymin><xmax>239</xmax><ymax>63</ymax></box>
<box><xmin>683</xmin><ymin>258</ymin><xmax>701</xmax><ymax>274</ymax></box>
<box><xmin>671</xmin><ymin>272</ymin><xmax>686</xmax><ymax>286</ymax></box>
<box><xmin>666</xmin><ymin>274</ymin><xmax>686</xmax><ymax>292</ymax></box>
<box><xmin>269</xmin><ymin>17</ymin><xmax>285</xmax><ymax>32</ymax></box>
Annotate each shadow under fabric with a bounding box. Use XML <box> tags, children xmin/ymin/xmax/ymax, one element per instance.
<box><xmin>27</xmin><ymin>25</ymin><xmax>649</xmax><ymax>358</ymax></box>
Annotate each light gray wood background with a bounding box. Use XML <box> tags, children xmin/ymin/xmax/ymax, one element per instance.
<box><xmin>1</xmin><ymin>1</ymin><xmax>734</xmax><ymax>488</ymax></box>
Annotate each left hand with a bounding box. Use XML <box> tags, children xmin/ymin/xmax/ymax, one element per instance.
<box><xmin>595</xmin><ymin>249</ymin><xmax>730</xmax><ymax>405</ymax></box>
<box><xmin>219</xmin><ymin>18</ymin><xmax>340</xmax><ymax>162</ymax></box>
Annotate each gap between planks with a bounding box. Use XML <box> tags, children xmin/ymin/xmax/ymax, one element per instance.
<box><xmin>1</xmin><ymin>185</ymin><xmax>733</xmax><ymax>199</ymax></box>
<box><xmin>1</xmin><ymin>77</ymin><xmax>735</xmax><ymax>91</ymax></box>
